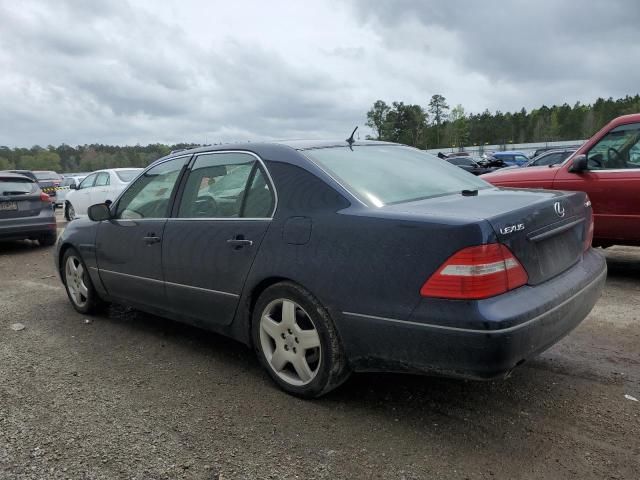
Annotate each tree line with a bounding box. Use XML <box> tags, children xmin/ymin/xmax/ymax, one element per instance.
<box><xmin>366</xmin><ymin>94</ymin><xmax>640</xmax><ymax>150</ymax></box>
<box><xmin>0</xmin><ymin>143</ymin><xmax>199</xmax><ymax>174</ymax></box>
<box><xmin>1</xmin><ymin>94</ymin><xmax>639</xmax><ymax>173</ymax></box>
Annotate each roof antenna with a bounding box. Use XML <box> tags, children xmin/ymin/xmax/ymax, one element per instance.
<box><xmin>346</xmin><ymin>126</ymin><xmax>358</xmax><ymax>150</ymax></box>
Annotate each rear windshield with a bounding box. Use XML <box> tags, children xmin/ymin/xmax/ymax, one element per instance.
<box><xmin>305</xmin><ymin>145</ymin><xmax>489</xmax><ymax>206</ymax></box>
<box><xmin>34</xmin><ymin>171</ymin><xmax>60</xmax><ymax>181</ymax></box>
<box><xmin>0</xmin><ymin>178</ymin><xmax>36</xmax><ymax>195</ymax></box>
<box><xmin>116</xmin><ymin>169</ymin><xmax>142</xmax><ymax>182</ymax></box>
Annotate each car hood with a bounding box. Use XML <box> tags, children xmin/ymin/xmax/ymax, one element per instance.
<box><xmin>481</xmin><ymin>165</ymin><xmax>561</xmax><ymax>183</ymax></box>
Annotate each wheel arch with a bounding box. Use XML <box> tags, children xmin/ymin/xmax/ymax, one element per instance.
<box><xmin>236</xmin><ymin>276</ymin><xmax>320</xmax><ymax>347</ymax></box>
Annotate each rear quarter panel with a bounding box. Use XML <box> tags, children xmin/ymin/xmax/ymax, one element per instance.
<box><xmin>236</xmin><ymin>155</ymin><xmax>493</xmax><ymax>342</ymax></box>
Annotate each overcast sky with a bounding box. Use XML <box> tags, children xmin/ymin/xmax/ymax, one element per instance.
<box><xmin>1</xmin><ymin>0</ymin><xmax>639</xmax><ymax>147</ymax></box>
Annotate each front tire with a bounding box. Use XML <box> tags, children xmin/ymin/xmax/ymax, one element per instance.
<box><xmin>252</xmin><ymin>282</ymin><xmax>350</xmax><ymax>398</ymax></box>
<box><xmin>65</xmin><ymin>202</ymin><xmax>75</xmax><ymax>221</ymax></box>
<box><xmin>61</xmin><ymin>248</ymin><xmax>103</xmax><ymax>314</ymax></box>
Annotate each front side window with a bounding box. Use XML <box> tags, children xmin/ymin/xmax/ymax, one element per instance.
<box><xmin>449</xmin><ymin>157</ymin><xmax>474</xmax><ymax>167</ymax></box>
<box><xmin>305</xmin><ymin>145</ymin><xmax>489</xmax><ymax>207</ymax></box>
<box><xmin>178</xmin><ymin>152</ymin><xmax>274</xmax><ymax>218</ymax></box>
<box><xmin>78</xmin><ymin>174</ymin><xmax>97</xmax><ymax>189</ymax></box>
<box><xmin>116</xmin><ymin>158</ymin><xmax>185</xmax><ymax>219</ymax></box>
<box><xmin>587</xmin><ymin>123</ymin><xmax>640</xmax><ymax>170</ymax></box>
<box><xmin>95</xmin><ymin>172</ymin><xmax>110</xmax><ymax>187</ymax></box>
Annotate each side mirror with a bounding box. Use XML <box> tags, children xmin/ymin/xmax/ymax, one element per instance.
<box><xmin>568</xmin><ymin>154</ymin><xmax>588</xmax><ymax>173</ymax></box>
<box><xmin>69</xmin><ymin>183</ymin><xmax>77</xmax><ymax>190</ymax></box>
<box><xmin>88</xmin><ymin>203</ymin><xmax>112</xmax><ymax>222</ymax></box>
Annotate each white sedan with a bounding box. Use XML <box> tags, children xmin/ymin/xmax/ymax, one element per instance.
<box><xmin>64</xmin><ymin>168</ymin><xmax>142</xmax><ymax>220</ymax></box>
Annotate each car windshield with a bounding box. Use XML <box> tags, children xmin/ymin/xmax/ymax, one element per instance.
<box><xmin>0</xmin><ymin>177</ymin><xmax>35</xmax><ymax>195</ymax></box>
<box><xmin>305</xmin><ymin>145</ymin><xmax>490</xmax><ymax>206</ymax></box>
<box><xmin>34</xmin><ymin>171</ymin><xmax>59</xmax><ymax>181</ymax></box>
<box><xmin>115</xmin><ymin>169</ymin><xmax>142</xmax><ymax>182</ymax></box>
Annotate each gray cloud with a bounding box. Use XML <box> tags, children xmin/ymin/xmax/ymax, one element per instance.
<box><xmin>0</xmin><ymin>0</ymin><xmax>638</xmax><ymax>146</ymax></box>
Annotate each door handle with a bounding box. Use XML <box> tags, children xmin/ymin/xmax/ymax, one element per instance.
<box><xmin>227</xmin><ymin>237</ymin><xmax>253</xmax><ymax>248</ymax></box>
<box><xmin>143</xmin><ymin>234</ymin><xmax>161</xmax><ymax>245</ymax></box>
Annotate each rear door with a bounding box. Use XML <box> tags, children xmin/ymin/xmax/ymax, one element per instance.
<box><xmin>554</xmin><ymin>122</ymin><xmax>640</xmax><ymax>243</ymax></box>
<box><xmin>162</xmin><ymin>151</ymin><xmax>275</xmax><ymax>326</ymax></box>
<box><xmin>96</xmin><ymin>157</ymin><xmax>188</xmax><ymax>308</ymax></box>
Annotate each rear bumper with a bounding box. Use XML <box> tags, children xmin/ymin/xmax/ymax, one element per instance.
<box><xmin>338</xmin><ymin>248</ymin><xmax>607</xmax><ymax>378</ymax></box>
<box><xmin>0</xmin><ymin>210</ymin><xmax>57</xmax><ymax>241</ymax></box>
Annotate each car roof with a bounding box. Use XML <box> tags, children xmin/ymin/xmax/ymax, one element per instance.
<box><xmin>0</xmin><ymin>171</ymin><xmax>35</xmax><ymax>181</ymax></box>
<box><xmin>493</xmin><ymin>151</ymin><xmax>527</xmax><ymax>156</ymax></box>
<box><xmin>151</xmin><ymin>139</ymin><xmax>404</xmax><ymax>167</ymax></box>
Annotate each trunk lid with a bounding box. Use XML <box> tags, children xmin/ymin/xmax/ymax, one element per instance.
<box><xmin>0</xmin><ymin>177</ymin><xmax>45</xmax><ymax>219</ymax></box>
<box><xmin>384</xmin><ymin>187</ymin><xmax>591</xmax><ymax>285</ymax></box>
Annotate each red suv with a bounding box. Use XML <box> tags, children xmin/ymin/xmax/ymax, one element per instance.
<box><xmin>482</xmin><ymin>114</ymin><xmax>640</xmax><ymax>247</ymax></box>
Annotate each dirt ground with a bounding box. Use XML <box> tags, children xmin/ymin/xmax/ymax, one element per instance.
<box><xmin>1</xmin><ymin>213</ymin><xmax>638</xmax><ymax>479</ymax></box>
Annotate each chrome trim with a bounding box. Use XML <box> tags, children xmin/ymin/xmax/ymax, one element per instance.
<box><xmin>166</xmin><ymin>217</ymin><xmax>272</xmax><ymax>222</ymax></box>
<box><xmin>586</xmin><ymin>168</ymin><xmax>640</xmax><ymax>173</ymax></box>
<box><xmin>98</xmin><ymin>268</ymin><xmax>164</xmax><ymax>285</ymax></box>
<box><xmin>165</xmin><ymin>280</ymin><xmax>239</xmax><ymax>298</ymax></box>
<box><xmin>96</xmin><ymin>268</ymin><xmax>239</xmax><ymax>297</ymax></box>
<box><xmin>342</xmin><ymin>268</ymin><xmax>606</xmax><ymax>334</ymax></box>
<box><xmin>189</xmin><ymin>150</ymin><xmax>278</xmax><ymax>218</ymax></box>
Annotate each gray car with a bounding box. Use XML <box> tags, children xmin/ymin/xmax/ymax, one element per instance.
<box><xmin>0</xmin><ymin>172</ymin><xmax>57</xmax><ymax>245</ymax></box>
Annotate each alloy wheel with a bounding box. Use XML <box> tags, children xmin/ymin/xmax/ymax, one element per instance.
<box><xmin>66</xmin><ymin>203</ymin><xmax>75</xmax><ymax>220</ymax></box>
<box><xmin>65</xmin><ymin>255</ymin><xmax>89</xmax><ymax>308</ymax></box>
<box><xmin>259</xmin><ymin>299</ymin><xmax>322</xmax><ymax>386</ymax></box>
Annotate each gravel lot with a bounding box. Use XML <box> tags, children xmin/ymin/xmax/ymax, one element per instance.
<box><xmin>1</xmin><ymin>212</ymin><xmax>639</xmax><ymax>479</ymax></box>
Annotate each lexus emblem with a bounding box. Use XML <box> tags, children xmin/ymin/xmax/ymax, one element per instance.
<box><xmin>554</xmin><ymin>201</ymin><xmax>565</xmax><ymax>217</ymax></box>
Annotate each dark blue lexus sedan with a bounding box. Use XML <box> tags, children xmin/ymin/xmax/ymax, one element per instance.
<box><xmin>55</xmin><ymin>140</ymin><xmax>606</xmax><ymax>397</ymax></box>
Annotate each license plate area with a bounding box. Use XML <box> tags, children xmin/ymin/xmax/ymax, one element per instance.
<box><xmin>0</xmin><ymin>201</ymin><xmax>18</xmax><ymax>211</ymax></box>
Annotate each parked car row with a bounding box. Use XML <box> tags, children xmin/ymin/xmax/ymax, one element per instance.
<box><xmin>482</xmin><ymin>113</ymin><xmax>640</xmax><ymax>247</ymax></box>
<box><xmin>63</xmin><ymin>168</ymin><xmax>142</xmax><ymax>220</ymax></box>
<box><xmin>0</xmin><ymin>167</ymin><xmax>142</xmax><ymax>247</ymax></box>
<box><xmin>0</xmin><ymin>172</ymin><xmax>57</xmax><ymax>245</ymax></box>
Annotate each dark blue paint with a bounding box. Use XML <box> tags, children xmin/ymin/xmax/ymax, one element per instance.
<box><xmin>55</xmin><ymin>141</ymin><xmax>607</xmax><ymax>379</ymax></box>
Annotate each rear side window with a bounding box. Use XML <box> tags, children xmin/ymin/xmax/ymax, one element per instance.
<box><xmin>115</xmin><ymin>170</ymin><xmax>141</xmax><ymax>182</ymax></box>
<box><xmin>305</xmin><ymin>145</ymin><xmax>488</xmax><ymax>206</ymax></box>
<box><xmin>95</xmin><ymin>172</ymin><xmax>110</xmax><ymax>186</ymax></box>
<box><xmin>177</xmin><ymin>152</ymin><xmax>274</xmax><ymax>218</ymax></box>
<box><xmin>0</xmin><ymin>178</ymin><xmax>36</xmax><ymax>195</ymax></box>
<box><xmin>34</xmin><ymin>171</ymin><xmax>59</xmax><ymax>181</ymax></box>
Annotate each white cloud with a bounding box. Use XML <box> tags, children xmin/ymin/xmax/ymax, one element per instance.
<box><xmin>0</xmin><ymin>0</ymin><xmax>638</xmax><ymax>146</ymax></box>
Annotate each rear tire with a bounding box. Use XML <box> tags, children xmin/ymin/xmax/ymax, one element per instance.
<box><xmin>61</xmin><ymin>248</ymin><xmax>104</xmax><ymax>314</ymax></box>
<box><xmin>39</xmin><ymin>232</ymin><xmax>57</xmax><ymax>247</ymax></box>
<box><xmin>252</xmin><ymin>282</ymin><xmax>351</xmax><ymax>398</ymax></box>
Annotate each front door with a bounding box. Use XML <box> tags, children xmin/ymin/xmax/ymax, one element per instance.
<box><xmin>95</xmin><ymin>157</ymin><xmax>188</xmax><ymax>308</ymax></box>
<box><xmin>72</xmin><ymin>172</ymin><xmax>97</xmax><ymax>216</ymax></box>
<box><xmin>162</xmin><ymin>151</ymin><xmax>276</xmax><ymax>326</ymax></box>
<box><xmin>90</xmin><ymin>171</ymin><xmax>111</xmax><ymax>206</ymax></box>
<box><xmin>554</xmin><ymin>122</ymin><xmax>640</xmax><ymax>244</ymax></box>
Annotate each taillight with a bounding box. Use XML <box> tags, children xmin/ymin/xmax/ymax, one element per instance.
<box><xmin>584</xmin><ymin>215</ymin><xmax>594</xmax><ymax>251</ymax></box>
<box><xmin>40</xmin><ymin>192</ymin><xmax>50</xmax><ymax>203</ymax></box>
<box><xmin>420</xmin><ymin>243</ymin><xmax>528</xmax><ymax>300</ymax></box>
